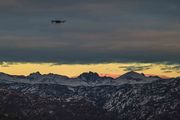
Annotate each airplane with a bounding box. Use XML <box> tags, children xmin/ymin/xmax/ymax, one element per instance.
<box><xmin>51</xmin><ymin>20</ymin><xmax>66</xmax><ymax>24</ymax></box>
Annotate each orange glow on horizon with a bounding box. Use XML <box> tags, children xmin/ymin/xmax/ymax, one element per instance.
<box><xmin>99</xmin><ymin>73</ymin><xmax>121</xmax><ymax>78</ymax></box>
<box><xmin>0</xmin><ymin>62</ymin><xmax>179</xmax><ymax>78</ymax></box>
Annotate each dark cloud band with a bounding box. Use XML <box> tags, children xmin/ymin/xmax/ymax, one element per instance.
<box><xmin>0</xmin><ymin>0</ymin><xmax>180</xmax><ymax>64</ymax></box>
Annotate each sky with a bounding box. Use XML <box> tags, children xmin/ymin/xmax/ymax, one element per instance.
<box><xmin>0</xmin><ymin>0</ymin><xmax>180</xmax><ymax>77</ymax></box>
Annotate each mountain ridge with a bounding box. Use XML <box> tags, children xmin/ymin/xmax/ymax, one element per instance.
<box><xmin>0</xmin><ymin>71</ymin><xmax>164</xmax><ymax>86</ymax></box>
<box><xmin>0</xmin><ymin>71</ymin><xmax>174</xmax><ymax>79</ymax></box>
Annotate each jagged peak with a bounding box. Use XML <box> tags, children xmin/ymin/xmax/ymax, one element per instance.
<box><xmin>28</xmin><ymin>72</ymin><xmax>42</xmax><ymax>78</ymax></box>
<box><xmin>78</xmin><ymin>71</ymin><xmax>100</xmax><ymax>81</ymax></box>
<box><xmin>79</xmin><ymin>71</ymin><xmax>99</xmax><ymax>77</ymax></box>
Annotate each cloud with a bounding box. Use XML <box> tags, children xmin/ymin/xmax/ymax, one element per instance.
<box><xmin>119</xmin><ymin>64</ymin><xmax>153</xmax><ymax>72</ymax></box>
<box><xmin>0</xmin><ymin>0</ymin><xmax>180</xmax><ymax>64</ymax></box>
<box><xmin>0</xmin><ymin>62</ymin><xmax>16</xmax><ymax>67</ymax></box>
<box><xmin>161</xmin><ymin>65</ymin><xmax>180</xmax><ymax>73</ymax></box>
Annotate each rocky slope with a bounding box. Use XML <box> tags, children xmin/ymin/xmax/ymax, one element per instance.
<box><xmin>0</xmin><ymin>71</ymin><xmax>179</xmax><ymax>120</ymax></box>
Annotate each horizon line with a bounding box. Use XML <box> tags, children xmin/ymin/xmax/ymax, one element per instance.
<box><xmin>0</xmin><ymin>71</ymin><xmax>176</xmax><ymax>79</ymax></box>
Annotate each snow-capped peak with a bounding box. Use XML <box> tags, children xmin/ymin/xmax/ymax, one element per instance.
<box><xmin>118</xmin><ymin>71</ymin><xmax>146</xmax><ymax>80</ymax></box>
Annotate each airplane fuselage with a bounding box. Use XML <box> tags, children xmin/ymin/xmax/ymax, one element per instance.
<box><xmin>51</xmin><ymin>20</ymin><xmax>66</xmax><ymax>24</ymax></box>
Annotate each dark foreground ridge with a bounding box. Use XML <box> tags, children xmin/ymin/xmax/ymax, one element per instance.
<box><xmin>0</xmin><ymin>71</ymin><xmax>179</xmax><ymax>120</ymax></box>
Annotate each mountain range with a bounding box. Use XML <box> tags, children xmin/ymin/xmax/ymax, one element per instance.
<box><xmin>0</xmin><ymin>71</ymin><xmax>179</xmax><ymax>120</ymax></box>
<box><xmin>0</xmin><ymin>71</ymin><xmax>163</xmax><ymax>86</ymax></box>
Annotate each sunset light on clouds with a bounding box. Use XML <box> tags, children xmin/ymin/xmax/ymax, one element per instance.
<box><xmin>0</xmin><ymin>62</ymin><xmax>179</xmax><ymax>78</ymax></box>
<box><xmin>0</xmin><ymin>0</ymin><xmax>180</xmax><ymax>77</ymax></box>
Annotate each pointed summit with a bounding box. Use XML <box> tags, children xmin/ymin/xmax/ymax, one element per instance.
<box><xmin>118</xmin><ymin>71</ymin><xmax>146</xmax><ymax>80</ymax></box>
